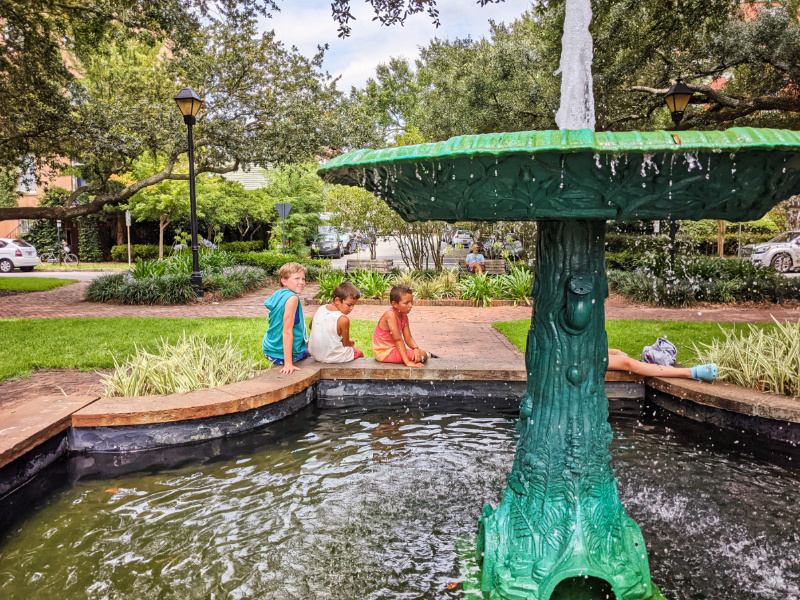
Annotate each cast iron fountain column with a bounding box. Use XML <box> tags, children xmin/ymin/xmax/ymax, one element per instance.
<box><xmin>478</xmin><ymin>219</ymin><xmax>650</xmax><ymax>600</ymax></box>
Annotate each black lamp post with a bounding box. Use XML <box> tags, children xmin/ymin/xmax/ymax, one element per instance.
<box><xmin>664</xmin><ymin>78</ymin><xmax>694</xmax><ymax>129</ymax></box>
<box><xmin>174</xmin><ymin>87</ymin><xmax>204</xmax><ymax>297</ymax></box>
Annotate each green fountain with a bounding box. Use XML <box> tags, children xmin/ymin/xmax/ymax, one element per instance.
<box><xmin>318</xmin><ymin>2</ymin><xmax>800</xmax><ymax>598</ymax></box>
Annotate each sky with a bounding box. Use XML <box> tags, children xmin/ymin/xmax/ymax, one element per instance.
<box><xmin>263</xmin><ymin>0</ymin><xmax>533</xmax><ymax>91</ymax></box>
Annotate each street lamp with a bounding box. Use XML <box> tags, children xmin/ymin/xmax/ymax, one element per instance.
<box><xmin>174</xmin><ymin>87</ymin><xmax>204</xmax><ymax>297</ymax></box>
<box><xmin>664</xmin><ymin>78</ymin><xmax>694</xmax><ymax>129</ymax></box>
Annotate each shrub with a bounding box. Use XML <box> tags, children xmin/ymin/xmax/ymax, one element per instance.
<box><xmin>391</xmin><ymin>271</ymin><xmax>418</xmax><ymax>288</ymax></box>
<box><xmin>497</xmin><ymin>266</ymin><xmax>533</xmax><ymax>306</ymax></box>
<box><xmin>459</xmin><ymin>273</ymin><xmax>501</xmax><ymax>307</ymax></box>
<box><xmin>434</xmin><ymin>269</ymin><xmax>461</xmax><ymax>298</ymax></box>
<box><xmin>203</xmin><ymin>266</ymin><xmax>267</xmax><ymax>298</ymax></box>
<box><xmin>414</xmin><ymin>277</ymin><xmax>443</xmax><ymax>299</ymax></box>
<box><xmin>85</xmin><ymin>273</ymin><xmax>126</xmax><ymax>303</ymax></box>
<box><xmin>231</xmin><ymin>250</ymin><xmax>329</xmax><ymax>276</ymax></box>
<box><xmin>695</xmin><ymin>319</ymin><xmax>800</xmax><ymax>396</ymax></box>
<box><xmin>605</xmin><ymin>251</ymin><xmax>645</xmax><ymax>272</ymax></box>
<box><xmin>111</xmin><ymin>244</ymin><xmax>160</xmax><ymax>262</ymax></box>
<box><xmin>316</xmin><ymin>268</ymin><xmax>347</xmax><ymax>302</ymax></box>
<box><xmin>349</xmin><ymin>269</ymin><xmax>391</xmax><ymax>299</ymax></box>
<box><xmin>78</xmin><ymin>218</ymin><xmax>105</xmax><ymax>262</ymax></box>
<box><xmin>101</xmin><ymin>333</ymin><xmax>264</xmax><ymax>396</ymax></box>
<box><xmin>218</xmin><ymin>240</ymin><xmax>264</xmax><ymax>253</ymax></box>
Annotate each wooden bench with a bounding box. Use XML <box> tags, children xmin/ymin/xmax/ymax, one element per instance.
<box><xmin>442</xmin><ymin>255</ymin><xmax>507</xmax><ymax>275</ymax></box>
<box><xmin>346</xmin><ymin>259</ymin><xmax>394</xmax><ymax>273</ymax></box>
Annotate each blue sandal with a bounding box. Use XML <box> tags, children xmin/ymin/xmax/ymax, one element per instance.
<box><xmin>691</xmin><ymin>363</ymin><xmax>718</xmax><ymax>382</ymax></box>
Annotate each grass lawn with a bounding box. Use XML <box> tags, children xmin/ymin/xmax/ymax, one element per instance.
<box><xmin>494</xmin><ymin>318</ymin><xmax>775</xmax><ymax>365</ymax></box>
<box><xmin>36</xmin><ymin>262</ymin><xmax>129</xmax><ymax>270</ymax></box>
<box><xmin>0</xmin><ymin>317</ymin><xmax>376</xmax><ymax>381</ymax></box>
<box><xmin>0</xmin><ymin>277</ymin><xmax>79</xmax><ymax>292</ymax></box>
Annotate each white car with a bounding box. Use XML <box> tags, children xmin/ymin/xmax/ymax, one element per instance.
<box><xmin>744</xmin><ymin>231</ymin><xmax>800</xmax><ymax>273</ymax></box>
<box><xmin>0</xmin><ymin>238</ymin><xmax>41</xmax><ymax>273</ymax></box>
<box><xmin>451</xmin><ymin>230</ymin><xmax>473</xmax><ymax>247</ymax></box>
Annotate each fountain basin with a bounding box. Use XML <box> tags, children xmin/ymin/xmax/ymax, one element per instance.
<box><xmin>318</xmin><ymin>128</ymin><xmax>800</xmax><ymax>223</ymax></box>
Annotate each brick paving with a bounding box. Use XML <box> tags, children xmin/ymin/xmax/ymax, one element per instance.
<box><xmin>2</xmin><ymin>279</ymin><xmax>799</xmax><ymax>407</ymax></box>
<box><xmin>2</xmin><ymin>280</ymin><xmax>800</xmax><ymax>323</ymax></box>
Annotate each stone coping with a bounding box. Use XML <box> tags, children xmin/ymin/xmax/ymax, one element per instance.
<box><xmin>6</xmin><ymin>361</ymin><xmax>800</xmax><ymax>471</ymax></box>
<box><xmin>646</xmin><ymin>376</ymin><xmax>800</xmax><ymax>424</ymax></box>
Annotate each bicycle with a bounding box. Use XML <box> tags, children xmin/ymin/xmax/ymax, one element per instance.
<box><xmin>42</xmin><ymin>245</ymin><xmax>79</xmax><ymax>267</ymax></box>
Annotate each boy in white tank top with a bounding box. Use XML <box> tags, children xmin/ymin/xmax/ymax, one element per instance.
<box><xmin>308</xmin><ymin>281</ymin><xmax>364</xmax><ymax>363</ymax></box>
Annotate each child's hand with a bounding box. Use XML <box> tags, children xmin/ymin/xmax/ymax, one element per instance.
<box><xmin>406</xmin><ymin>361</ymin><xmax>424</xmax><ymax>368</ymax></box>
<box><xmin>412</xmin><ymin>348</ymin><xmax>425</xmax><ymax>363</ymax></box>
<box><xmin>280</xmin><ymin>363</ymin><xmax>301</xmax><ymax>375</ymax></box>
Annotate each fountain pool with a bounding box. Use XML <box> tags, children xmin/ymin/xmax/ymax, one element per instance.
<box><xmin>1</xmin><ymin>402</ymin><xmax>799</xmax><ymax>600</ymax></box>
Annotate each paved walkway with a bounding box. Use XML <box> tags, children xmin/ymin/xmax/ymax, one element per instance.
<box><xmin>2</xmin><ymin>280</ymin><xmax>800</xmax><ymax>323</ymax></box>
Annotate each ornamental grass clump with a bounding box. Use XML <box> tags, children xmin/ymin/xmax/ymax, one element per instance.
<box><xmin>101</xmin><ymin>333</ymin><xmax>264</xmax><ymax>397</ymax></box>
<box><xmin>694</xmin><ymin>318</ymin><xmax>800</xmax><ymax>396</ymax></box>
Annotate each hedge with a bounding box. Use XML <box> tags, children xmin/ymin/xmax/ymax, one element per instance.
<box><xmin>218</xmin><ymin>240</ymin><xmax>264</xmax><ymax>253</ymax></box>
<box><xmin>231</xmin><ymin>251</ymin><xmax>329</xmax><ymax>277</ymax></box>
<box><xmin>604</xmin><ymin>232</ymin><xmax>775</xmax><ymax>256</ymax></box>
<box><xmin>110</xmin><ymin>244</ymin><xmax>161</xmax><ymax>262</ymax></box>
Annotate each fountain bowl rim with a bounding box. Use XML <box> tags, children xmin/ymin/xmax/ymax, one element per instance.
<box><xmin>318</xmin><ymin>127</ymin><xmax>800</xmax><ymax>175</ymax></box>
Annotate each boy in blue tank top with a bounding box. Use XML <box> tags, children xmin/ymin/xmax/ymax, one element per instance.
<box><xmin>263</xmin><ymin>262</ymin><xmax>310</xmax><ymax>374</ymax></box>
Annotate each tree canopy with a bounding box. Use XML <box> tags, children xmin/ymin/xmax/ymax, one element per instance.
<box><xmin>354</xmin><ymin>0</ymin><xmax>800</xmax><ymax>141</ymax></box>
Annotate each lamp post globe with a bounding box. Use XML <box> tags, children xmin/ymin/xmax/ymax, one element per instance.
<box><xmin>664</xmin><ymin>79</ymin><xmax>694</xmax><ymax>129</ymax></box>
<box><xmin>174</xmin><ymin>87</ymin><xmax>204</xmax><ymax>297</ymax></box>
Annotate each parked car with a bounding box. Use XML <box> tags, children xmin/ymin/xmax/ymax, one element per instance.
<box><xmin>451</xmin><ymin>230</ymin><xmax>473</xmax><ymax>247</ymax></box>
<box><xmin>339</xmin><ymin>232</ymin><xmax>358</xmax><ymax>254</ymax></box>
<box><xmin>0</xmin><ymin>238</ymin><xmax>41</xmax><ymax>273</ymax></box>
<box><xmin>744</xmin><ymin>231</ymin><xmax>800</xmax><ymax>273</ymax></box>
<box><xmin>310</xmin><ymin>233</ymin><xmax>344</xmax><ymax>258</ymax></box>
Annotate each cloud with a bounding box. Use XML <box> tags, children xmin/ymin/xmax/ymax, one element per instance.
<box><xmin>263</xmin><ymin>0</ymin><xmax>532</xmax><ymax>89</ymax></box>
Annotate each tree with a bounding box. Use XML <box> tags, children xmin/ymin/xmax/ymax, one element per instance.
<box><xmin>0</xmin><ymin>14</ymin><xmax>348</xmax><ymax>223</ymax></box>
<box><xmin>261</xmin><ymin>163</ymin><xmax>325</xmax><ymax>250</ymax></box>
<box><xmin>326</xmin><ymin>184</ymin><xmax>398</xmax><ymax>259</ymax></box>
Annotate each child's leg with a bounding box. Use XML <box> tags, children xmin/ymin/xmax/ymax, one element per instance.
<box><xmin>353</xmin><ymin>347</ymin><xmax>364</xmax><ymax>359</ymax></box>
<box><xmin>608</xmin><ymin>354</ymin><xmax>693</xmax><ymax>378</ymax></box>
<box><xmin>381</xmin><ymin>347</ymin><xmax>416</xmax><ymax>363</ymax></box>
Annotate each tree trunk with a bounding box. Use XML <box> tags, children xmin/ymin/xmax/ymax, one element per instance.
<box><xmin>116</xmin><ymin>213</ymin><xmax>125</xmax><ymax>246</ymax></box>
<box><xmin>158</xmin><ymin>215</ymin><xmax>170</xmax><ymax>259</ymax></box>
<box><xmin>717</xmin><ymin>220</ymin><xmax>726</xmax><ymax>257</ymax></box>
<box><xmin>478</xmin><ymin>220</ymin><xmax>652</xmax><ymax>600</ymax></box>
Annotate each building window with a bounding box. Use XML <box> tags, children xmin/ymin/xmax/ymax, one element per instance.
<box><xmin>16</xmin><ymin>161</ymin><xmax>36</xmax><ymax>193</ymax></box>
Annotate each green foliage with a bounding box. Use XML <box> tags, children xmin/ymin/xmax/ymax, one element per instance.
<box><xmin>86</xmin><ymin>272</ymin><xmax>198</xmax><ymax>305</ymax></box>
<box><xmin>110</xmin><ymin>244</ymin><xmax>161</xmax><ymax>262</ymax></box>
<box><xmin>497</xmin><ymin>265</ymin><xmax>533</xmax><ymax>306</ymax></box>
<box><xmin>218</xmin><ymin>240</ymin><xmax>264</xmax><ymax>252</ymax></box>
<box><xmin>231</xmin><ymin>250</ymin><xmax>328</xmax><ymax>276</ymax></box>
<box><xmin>459</xmin><ymin>273</ymin><xmax>501</xmax><ymax>307</ymax></box>
<box><xmin>201</xmin><ymin>266</ymin><xmax>267</xmax><ymax>299</ymax></box>
<box><xmin>348</xmin><ymin>269</ymin><xmax>391</xmax><ymax>299</ymax></box>
<box><xmin>0</xmin><ymin>277</ymin><xmax>78</xmax><ymax>292</ymax></box>
<box><xmin>695</xmin><ymin>319</ymin><xmax>800</xmax><ymax>396</ymax></box>
<box><xmin>316</xmin><ymin>269</ymin><xmax>348</xmax><ymax>303</ymax></box>
<box><xmin>23</xmin><ymin>221</ymin><xmax>59</xmax><ymax>254</ymax></box>
<box><xmin>78</xmin><ymin>218</ymin><xmax>105</xmax><ymax>262</ymax></box>
<box><xmin>605</xmin><ymin>251</ymin><xmax>645</xmax><ymax>272</ymax></box>
<box><xmin>262</xmin><ymin>163</ymin><xmax>325</xmax><ymax>250</ymax></box>
<box><xmin>413</xmin><ymin>276</ymin><xmax>443</xmax><ymax>300</ymax></box>
<box><xmin>608</xmin><ymin>255</ymin><xmax>800</xmax><ymax>306</ymax></box>
<box><xmin>101</xmin><ymin>332</ymin><xmax>265</xmax><ymax>397</ymax></box>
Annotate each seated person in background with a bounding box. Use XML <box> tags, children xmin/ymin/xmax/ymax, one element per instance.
<box><xmin>308</xmin><ymin>282</ymin><xmax>363</xmax><ymax>363</ymax></box>
<box><xmin>372</xmin><ymin>285</ymin><xmax>433</xmax><ymax>368</ymax></box>
<box><xmin>465</xmin><ymin>243</ymin><xmax>485</xmax><ymax>274</ymax></box>
<box><xmin>607</xmin><ymin>349</ymin><xmax>717</xmax><ymax>382</ymax></box>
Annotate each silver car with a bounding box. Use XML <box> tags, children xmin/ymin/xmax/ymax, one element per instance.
<box><xmin>744</xmin><ymin>231</ymin><xmax>800</xmax><ymax>273</ymax></box>
<box><xmin>0</xmin><ymin>238</ymin><xmax>41</xmax><ymax>273</ymax></box>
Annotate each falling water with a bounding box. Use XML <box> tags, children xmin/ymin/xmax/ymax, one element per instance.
<box><xmin>554</xmin><ymin>0</ymin><xmax>596</xmax><ymax>131</ymax></box>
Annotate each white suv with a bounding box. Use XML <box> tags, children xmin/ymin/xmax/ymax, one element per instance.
<box><xmin>744</xmin><ymin>231</ymin><xmax>800</xmax><ymax>273</ymax></box>
<box><xmin>0</xmin><ymin>238</ymin><xmax>41</xmax><ymax>273</ymax></box>
<box><xmin>451</xmin><ymin>230</ymin><xmax>473</xmax><ymax>247</ymax></box>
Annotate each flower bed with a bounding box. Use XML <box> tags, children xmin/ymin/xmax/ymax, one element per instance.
<box><xmin>85</xmin><ymin>251</ymin><xmax>268</xmax><ymax>305</ymax></box>
<box><xmin>316</xmin><ymin>265</ymin><xmax>533</xmax><ymax>307</ymax></box>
